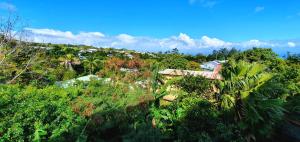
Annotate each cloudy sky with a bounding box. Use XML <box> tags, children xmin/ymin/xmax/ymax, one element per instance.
<box><xmin>1</xmin><ymin>0</ymin><xmax>300</xmax><ymax>55</ymax></box>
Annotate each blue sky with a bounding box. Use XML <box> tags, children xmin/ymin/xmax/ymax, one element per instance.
<box><xmin>1</xmin><ymin>0</ymin><xmax>300</xmax><ymax>55</ymax></box>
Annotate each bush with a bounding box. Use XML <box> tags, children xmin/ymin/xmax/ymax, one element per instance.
<box><xmin>177</xmin><ymin>75</ymin><xmax>211</xmax><ymax>95</ymax></box>
<box><xmin>161</xmin><ymin>54</ymin><xmax>189</xmax><ymax>69</ymax></box>
<box><xmin>0</xmin><ymin>85</ymin><xmax>85</xmax><ymax>141</ymax></box>
<box><xmin>186</xmin><ymin>61</ymin><xmax>200</xmax><ymax>70</ymax></box>
<box><xmin>151</xmin><ymin>96</ymin><xmax>221</xmax><ymax>141</ymax></box>
<box><xmin>63</xmin><ymin>70</ymin><xmax>77</xmax><ymax>80</ymax></box>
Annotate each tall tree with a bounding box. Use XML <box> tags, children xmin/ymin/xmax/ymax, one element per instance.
<box><xmin>83</xmin><ymin>56</ymin><xmax>101</xmax><ymax>74</ymax></box>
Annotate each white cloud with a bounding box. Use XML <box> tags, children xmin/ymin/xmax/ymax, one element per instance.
<box><xmin>288</xmin><ymin>42</ymin><xmax>296</xmax><ymax>47</ymax></box>
<box><xmin>240</xmin><ymin>39</ymin><xmax>271</xmax><ymax>48</ymax></box>
<box><xmin>189</xmin><ymin>0</ymin><xmax>217</xmax><ymax>8</ymax></box>
<box><xmin>117</xmin><ymin>34</ymin><xmax>136</xmax><ymax>44</ymax></box>
<box><xmin>200</xmin><ymin>36</ymin><xmax>232</xmax><ymax>48</ymax></box>
<box><xmin>24</xmin><ymin>28</ymin><xmax>108</xmax><ymax>46</ymax></box>
<box><xmin>178</xmin><ymin>33</ymin><xmax>196</xmax><ymax>46</ymax></box>
<box><xmin>0</xmin><ymin>2</ymin><xmax>16</xmax><ymax>11</ymax></box>
<box><xmin>25</xmin><ymin>28</ymin><xmax>75</xmax><ymax>38</ymax></box>
<box><xmin>78</xmin><ymin>32</ymin><xmax>105</xmax><ymax>38</ymax></box>
<box><xmin>23</xmin><ymin>28</ymin><xmax>299</xmax><ymax>54</ymax></box>
<box><xmin>255</xmin><ymin>6</ymin><xmax>264</xmax><ymax>13</ymax></box>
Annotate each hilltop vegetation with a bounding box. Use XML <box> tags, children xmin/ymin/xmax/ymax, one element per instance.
<box><xmin>1</xmin><ymin>35</ymin><xmax>300</xmax><ymax>141</ymax></box>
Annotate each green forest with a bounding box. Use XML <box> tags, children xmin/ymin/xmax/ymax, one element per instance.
<box><xmin>0</xmin><ymin>16</ymin><xmax>300</xmax><ymax>142</ymax></box>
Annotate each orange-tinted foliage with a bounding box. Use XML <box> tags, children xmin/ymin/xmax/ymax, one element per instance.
<box><xmin>126</xmin><ymin>58</ymin><xmax>144</xmax><ymax>69</ymax></box>
<box><xmin>104</xmin><ymin>57</ymin><xmax>125</xmax><ymax>71</ymax></box>
<box><xmin>71</xmin><ymin>97</ymin><xmax>95</xmax><ymax>117</ymax></box>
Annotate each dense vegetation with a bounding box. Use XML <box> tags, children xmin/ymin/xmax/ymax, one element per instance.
<box><xmin>1</xmin><ymin>34</ymin><xmax>300</xmax><ymax>141</ymax></box>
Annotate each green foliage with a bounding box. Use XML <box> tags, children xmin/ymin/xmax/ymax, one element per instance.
<box><xmin>233</xmin><ymin>48</ymin><xmax>278</xmax><ymax>65</ymax></box>
<box><xmin>63</xmin><ymin>70</ymin><xmax>77</xmax><ymax>80</ymax></box>
<box><xmin>151</xmin><ymin>95</ymin><xmax>245</xmax><ymax>141</ymax></box>
<box><xmin>219</xmin><ymin>60</ymin><xmax>286</xmax><ymax>140</ymax></box>
<box><xmin>177</xmin><ymin>75</ymin><xmax>211</xmax><ymax>95</ymax></box>
<box><xmin>207</xmin><ymin>48</ymin><xmax>239</xmax><ymax>61</ymax></box>
<box><xmin>258</xmin><ymin>63</ymin><xmax>300</xmax><ymax>99</ymax></box>
<box><xmin>83</xmin><ymin>55</ymin><xmax>102</xmax><ymax>75</ymax></box>
<box><xmin>284</xmin><ymin>94</ymin><xmax>300</xmax><ymax>120</ymax></box>
<box><xmin>72</xmin><ymin>80</ymin><xmax>158</xmax><ymax>141</ymax></box>
<box><xmin>0</xmin><ymin>80</ymin><xmax>159</xmax><ymax>141</ymax></box>
<box><xmin>180</xmin><ymin>98</ymin><xmax>220</xmax><ymax>133</ymax></box>
<box><xmin>1</xmin><ymin>43</ymin><xmax>299</xmax><ymax>142</ymax></box>
<box><xmin>161</xmin><ymin>54</ymin><xmax>189</xmax><ymax>69</ymax></box>
<box><xmin>287</xmin><ymin>53</ymin><xmax>300</xmax><ymax>64</ymax></box>
<box><xmin>0</xmin><ymin>85</ymin><xmax>86</xmax><ymax>142</ymax></box>
<box><xmin>186</xmin><ymin>61</ymin><xmax>200</xmax><ymax>70</ymax></box>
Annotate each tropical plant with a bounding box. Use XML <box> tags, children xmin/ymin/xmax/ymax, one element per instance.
<box><xmin>58</xmin><ymin>54</ymin><xmax>79</xmax><ymax>70</ymax></box>
<box><xmin>217</xmin><ymin>60</ymin><xmax>285</xmax><ymax>140</ymax></box>
<box><xmin>83</xmin><ymin>56</ymin><xmax>101</xmax><ymax>74</ymax></box>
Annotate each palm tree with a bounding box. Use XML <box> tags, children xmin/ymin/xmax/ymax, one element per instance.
<box><xmin>83</xmin><ymin>56</ymin><xmax>101</xmax><ymax>74</ymax></box>
<box><xmin>217</xmin><ymin>61</ymin><xmax>285</xmax><ymax>140</ymax></box>
<box><xmin>58</xmin><ymin>54</ymin><xmax>79</xmax><ymax>70</ymax></box>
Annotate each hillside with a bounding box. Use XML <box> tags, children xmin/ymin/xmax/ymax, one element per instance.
<box><xmin>1</xmin><ymin>39</ymin><xmax>300</xmax><ymax>141</ymax></box>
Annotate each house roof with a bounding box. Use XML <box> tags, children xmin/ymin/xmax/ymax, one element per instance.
<box><xmin>56</xmin><ymin>75</ymin><xmax>110</xmax><ymax>88</ymax></box>
<box><xmin>158</xmin><ymin>69</ymin><xmax>222</xmax><ymax>80</ymax></box>
<box><xmin>120</xmin><ymin>68</ymin><xmax>138</xmax><ymax>72</ymax></box>
<box><xmin>200</xmin><ymin>60</ymin><xmax>226</xmax><ymax>71</ymax></box>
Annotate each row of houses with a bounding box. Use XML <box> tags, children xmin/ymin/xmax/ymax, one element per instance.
<box><xmin>56</xmin><ymin>60</ymin><xmax>226</xmax><ymax>88</ymax></box>
<box><xmin>159</xmin><ymin>60</ymin><xmax>226</xmax><ymax>80</ymax></box>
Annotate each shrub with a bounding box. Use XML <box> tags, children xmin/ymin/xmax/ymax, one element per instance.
<box><xmin>186</xmin><ymin>61</ymin><xmax>200</xmax><ymax>70</ymax></box>
<box><xmin>177</xmin><ymin>75</ymin><xmax>211</xmax><ymax>95</ymax></box>
<box><xmin>0</xmin><ymin>85</ymin><xmax>85</xmax><ymax>141</ymax></box>
<box><xmin>63</xmin><ymin>70</ymin><xmax>77</xmax><ymax>80</ymax></box>
<box><xmin>161</xmin><ymin>54</ymin><xmax>189</xmax><ymax>69</ymax></box>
